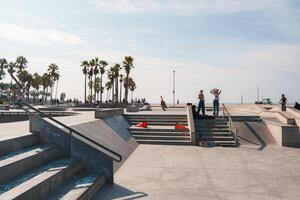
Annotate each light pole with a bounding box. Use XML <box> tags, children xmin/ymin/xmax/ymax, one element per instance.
<box><xmin>173</xmin><ymin>70</ymin><xmax>175</xmax><ymax>107</ymax></box>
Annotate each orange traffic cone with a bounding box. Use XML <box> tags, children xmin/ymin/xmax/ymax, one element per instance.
<box><xmin>175</xmin><ymin>123</ymin><xmax>188</xmax><ymax>130</ymax></box>
<box><xmin>135</xmin><ymin>121</ymin><xmax>148</xmax><ymax>128</ymax></box>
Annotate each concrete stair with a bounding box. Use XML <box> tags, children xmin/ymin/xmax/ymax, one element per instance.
<box><xmin>0</xmin><ymin>134</ymin><xmax>108</xmax><ymax>200</ymax></box>
<box><xmin>195</xmin><ymin>117</ymin><xmax>236</xmax><ymax>147</ymax></box>
<box><xmin>125</xmin><ymin>114</ymin><xmax>192</xmax><ymax>145</ymax></box>
<box><xmin>124</xmin><ymin>114</ymin><xmax>188</xmax><ymax>126</ymax></box>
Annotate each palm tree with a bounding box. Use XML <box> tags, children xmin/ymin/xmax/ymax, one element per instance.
<box><xmin>94</xmin><ymin>77</ymin><xmax>100</xmax><ymax>102</ymax></box>
<box><xmin>107</xmin><ymin>67</ymin><xmax>115</xmax><ymax>102</ymax></box>
<box><xmin>15</xmin><ymin>56</ymin><xmax>28</xmax><ymax>73</ymax></box>
<box><xmin>47</xmin><ymin>63</ymin><xmax>60</xmax><ymax>103</ymax></box>
<box><xmin>88</xmin><ymin>60</ymin><xmax>94</xmax><ymax>103</ymax></box>
<box><xmin>80</xmin><ymin>60</ymin><xmax>89</xmax><ymax>103</ymax></box>
<box><xmin>99</xmin><ymin>60</ymin><xmax>108</xmax><ymax>103</ymax></box>
<box><xmin>32</xmin><ymin>73</ymin><xmax>41</xmax><ymax>104</ymax></box>
<box><xmin>41</xmin><ymin>73</ymin><xmax>52</xmax><ymax>104</ymax></box>
<box><xmin>122</xmin><ymin>56</ymin><xmax>134</xmax><ymax>102</ymax></box>
<box><xmin>119</xmin><ymin>74</ymin><xmax>124</xmax><ymax>102</ymax></box>
<box><xmin>105</xmin><ymin>81</ymin><xmax>112</xmax><ymax>101</ymax></box>
<box><xmin>92</xmin><ymin>58</ymin><xmax>100</xmax><ymax>102</ymax></box>
<box><xmin>0</xmin><ymin>58</ymin><xmax>8</xmax><ymax>81</ymax></box>
<box><xmin>7</xmin><ymin>62</ymin><xmax>16</xmax><ymax>101</ymax></box>
<box><xmin>111</xmin><ymin>63</ymin><xmax>122</xmax><ymax>103</ymax></box>
<box><xmin>128</xmin><ymin>77</ymin><xmax>136</xmax><ymax>101</ymax></box>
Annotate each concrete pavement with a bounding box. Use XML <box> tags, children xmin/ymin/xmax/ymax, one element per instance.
<box><xmin>95</xmin><ymin>144</ymin><xmax>300</xmax><ymax>200</ymax></box>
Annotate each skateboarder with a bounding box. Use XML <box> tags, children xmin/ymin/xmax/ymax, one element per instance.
<box><xmin>280</xmin><ymin>94</ymin><xmax>287</xmax><ymax>111</ymax></box>
<box><xmin>160</xmin><ymin>96</ymin><xmax>167</xmax><ymax>111</ymax></box>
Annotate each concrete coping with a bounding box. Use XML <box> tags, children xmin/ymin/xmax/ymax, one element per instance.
<box><xmin>95</xmin><ymin>108</ymin><xmax>124</xmax><ymax>119</ymax></box>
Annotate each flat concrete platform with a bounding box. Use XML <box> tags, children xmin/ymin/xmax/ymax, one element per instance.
<box><xmin>95</xmin><ymin>144</ymin><xmax>300</xmax><ymax>200</ymax></box>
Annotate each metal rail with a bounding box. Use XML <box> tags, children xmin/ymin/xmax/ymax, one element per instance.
<box><xmin>10</xmin><ymin>73</ymin><xmax>122</xmax><ymax>162</ymax></box>
<box><xmin>222</xmin><ymin>103</ymin><xmax>238</xmax><ymax>145</ymax></box>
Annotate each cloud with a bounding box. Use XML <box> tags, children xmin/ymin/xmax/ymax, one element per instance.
<box><xmin>93</xmin><ymin>0</ymin><xmax>288</xmax><ymax>15</ymax></box>
<box><xmin>0</xmin><ymin>24</ymin><xmax>84</xmax><ymax>46</ymax></box>
<box><xmin>237</xmin><ymin>44</ymin><xmax>300</xmax><ymax>72</ymax></box>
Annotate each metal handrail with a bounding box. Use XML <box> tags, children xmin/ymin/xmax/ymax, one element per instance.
<box><xmin>10</xmin><ymin>73</ymin><xmax>122</xmax><ymax>162</ymax></box>
<box><xmin>222</xmin><ymin>103</ymin><xmax>238</xmax><ymax>145</ymax></box>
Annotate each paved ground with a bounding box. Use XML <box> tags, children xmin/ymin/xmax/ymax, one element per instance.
<box><xmin>96</xmin><ymin>144</ymin><xmax>300</xmax><ymax>200</ymax></box>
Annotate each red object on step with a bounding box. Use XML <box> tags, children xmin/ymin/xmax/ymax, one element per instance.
<box><xmin>135</xmin><ymin>121</ymin><xmax>148</xmax><ymax>128</ymax></box>
<box><xmin>175</xmin><ymin>123</ymin><xmax>188</xmax><ymax>130</ymax></box>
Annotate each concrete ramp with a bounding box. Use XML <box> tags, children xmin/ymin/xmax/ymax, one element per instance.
<box><xmin>234</xmin><ymin>118</ymin><xmax>277</xmax><ymax>149</ymax></box>
<box><xmin>70</xmin><ymin>115</ymin><xmax>138</xmax><ymax>172</ymax></box>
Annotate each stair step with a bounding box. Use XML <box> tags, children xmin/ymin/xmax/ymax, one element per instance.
<box><xmin>199</xmin><ymin>136</ymin><xmax>234</xmax><ymax>141</ymax></box>
<box><xmin>129</xmin><ymin>127</ymin><xmax>189</xmax><ymax>132</ymax></box>
<box><xmin>195</xmin><ymin>125</ymin><xmax>229</xmax><ymax>129</ymax></box>
<box><xmin>133</xmin><ymin>135</ymin><xmax>190</xmax><ymax>141</ymax></box>
<box><xmin>197</xmin><ymin>128</ymin><xmax>230</xmax><ymax>132</ymax></box>
<box><xmin>127</xmin><ymin>119</ymin><xmax>187</xmax><ymax>122</ymax></box>
<box><xmin>131</xmin><ymin>131</ymin><xmax>190</xmax><ymax>136</ymax></box>
<box><xmin>0</xmin><ymin>144</ymin><xmax>61</xmax><ymax>184</ymax></box>
<box><xmin>136</xmin><ymin>139</ymin><xmax>192</xmax><ymax>145</ymax></box>
<box><xmin>0</xmin><ymin>134</ymin><xmax>38</xmax><ymax>157</ymax></box>
<box><xmin>199</xmin><ymin>132</ymin><xmax>233</xmax><ymax>136</ymax></box>
<box><xmin>46</xmin><ymin>172</ymin><xmax>106</xmax><ymax>200</ymax></box>
<box><xmin>0</xmin><ymin>158</ymin><xmax>82</xmax><ymax>200</ymax></box>
<box><xmin>124</xmin><ymin>115</ymin><xmax>187</xmax><ymax>118</ymax></box>
<box><xmin>130</xmin><ymin>122</ymin><xmax>188</xmax><ymax>126</ymax></box>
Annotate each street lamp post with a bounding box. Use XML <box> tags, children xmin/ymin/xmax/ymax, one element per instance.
<box><xmin>173</xmin><ymin>70</ymin><xmax>175</xmax><ymax>107</ymax></box>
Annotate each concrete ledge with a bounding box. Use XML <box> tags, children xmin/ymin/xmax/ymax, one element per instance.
<box><xmin>266</xmin><ymin>120</ymin><xmax>300</xmax><ymax>147</ymax></box>
<box><xmin>95</xmin><ymin>108</ymin><xmax>124</xmax><ymax>119</ymax></box>
<box><xmin>0</xmin><ymin>105</ymin><xmax>9</xmax><ymax>110</ymax></box>
<box><xmin>126</xmin><ymin>105</ymin><xmax>139</xmax><ymax>112</ymax></box>
<box><xmin>186</xmin><ymin>105</ymin><xmax>196</xmax><ymax>144</ymax></box>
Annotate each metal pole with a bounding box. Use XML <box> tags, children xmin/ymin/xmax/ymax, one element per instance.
<box><xmin>257</xmin><ymin>86</ymin><xmax>260</xmax><ymax>103</ymax></box>
<box><xmin>173</xmin><ymin>70</ymin><xmax>175</xmax><ymax>107</ymax></box>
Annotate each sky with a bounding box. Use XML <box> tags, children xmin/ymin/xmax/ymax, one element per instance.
<box><xmin>0</xmin><ymin>0</ymin><xmax>299</xmax><ymax>104</ymax></box>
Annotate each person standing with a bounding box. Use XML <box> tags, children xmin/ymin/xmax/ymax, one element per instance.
<box><xmin>160</xmin><ymin>96</ymin><xmax>167</xmax><ymax>111</ymax></box>
<box><xmin>210</xmin><ymin>88</ymin><xmax>222</xmax><ymax>116</ymax></box>
<box><xmin>197</xmin><ymin>90</ymin><xmax>205</xmax><ymax>115</ymax></box>
<box><xmin>280</xmin><ymin>94</ymin><xmax>287</xmax><ymax>111</ymax></box>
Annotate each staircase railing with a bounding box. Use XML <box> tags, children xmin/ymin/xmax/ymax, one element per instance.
<box><xmin>222</xmin><ymin>103</ymin><xmax>238</xmax><ymax>145</ymax></box>
<box><xmin>10</xmin><ymin>73</ymin><xmax>122</xmax><ymax>162</ymax></box>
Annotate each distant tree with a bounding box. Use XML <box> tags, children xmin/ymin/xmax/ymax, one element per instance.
<box><xmin>80</xmin><ymin>60</ymin><xmax>89</xmax><ymax>103</ymax></box>
<box><xmin>0</xmin><ymin>58</ymin><xmax>8</xmax><ymax>81</ymax></box>
<box><xmin>99</xmin><ymin>60</ymin><xmax>108</xmax><ymax>102</ymax></box>
<box><xmin>122</xmin><ymin>56</ymin><xmax>134</xmax><ymax>102</ymax></box>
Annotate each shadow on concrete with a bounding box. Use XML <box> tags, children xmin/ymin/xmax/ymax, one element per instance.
<box><xmin>95</xmin><ymin>183</ymin><xmax>148</xmax><ymax>200</ymax></box>
<box><xmin>245</xmin><ymin>122</ymin><xmax>267</xmax><ymax>151</ymax></box>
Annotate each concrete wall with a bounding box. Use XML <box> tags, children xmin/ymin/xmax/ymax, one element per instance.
<box><xmin>29</xmin><ymin>115</ymin><xmax>114</xmax><ymax>181</ymax></box>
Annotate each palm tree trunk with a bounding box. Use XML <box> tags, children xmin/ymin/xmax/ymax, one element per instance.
<box><xmin>125</xmin><ymin>74</ymin><xmax>129</xmax><ymax>102</ymax></box>
<box><xmin>94</xmin><ymin>75</ymin><xmax>97</xmax><ymax>103</ymax></box>
<box><xmin>120</xmin><ymin>83</ymin><xmax>122</xmax><ymax>103</ymax></box>
<box><xmin>115</xmin><ymin>77</ymin><xmax>118</xmax><ymax>103</ymax></box>
<box><xmin>55</xmin><ymin>80</ymin><xmax>59</xmax><ymax>100</ymax></box>
<box><xmin>84</xmin><ymin>74</ymin><xmax>87</xmax><ymax>103</ymax></box>
<box><xmin>100</xmin><ymin>74</ymin><xmax>103</xmax><ymax>103</ymax></box>
<box><xmin>111</xmin><ymin>80</ymin><xmax>114</xmax><ymax>102</ymax></box>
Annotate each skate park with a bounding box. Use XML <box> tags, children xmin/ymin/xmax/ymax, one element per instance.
<box><xmin>1</xmin><ymin>102</ymin><xmax>300</xmax><ymax>200</ymax></box>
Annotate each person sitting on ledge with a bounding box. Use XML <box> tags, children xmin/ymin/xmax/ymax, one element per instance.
<box><xmin>160</xmin><ymin>96</ymin><xmax>167</xmax><ymax>111</ymax></box>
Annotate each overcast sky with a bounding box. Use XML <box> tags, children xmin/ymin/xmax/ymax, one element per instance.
<box><xmin>0</xmin><ymin>0</ymin><xmax>299</xmax><ymax>104</ymax></box>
